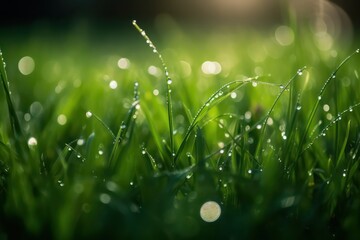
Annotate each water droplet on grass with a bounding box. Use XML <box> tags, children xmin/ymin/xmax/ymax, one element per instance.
<box><xmin>77</xmin><ymin>139</ymin><xmax>85</xmax><ymax>146</ymax></box>
<box><xmin>323</xmin><ymin>104</ymin><xmax>330</xmax><ymax>112</ymax></box>
<box><xmin>86</xmin><ymin>111</ymin><xmax>92</xmax><ymax>118</ymax></box>
<box><xmin>296</xmin><ymin>105</ymin><xmax>302</xmax><ymax>110</ymax></box>
<box><xmin>27</xmin><ymin>137</ymin><xmax>38</xmax><ymax>146</ymax></box>
<box><xmin>109</xmin><ymin>80</ymin><xmax>118</xmax><ymax>89</ymax></box>
<box><xmin>58</xmin><ymin>180</ymin><xmax>64</xmax><ymax>187</ymax></box>
<box><xmin>167</xmin><ymin>79</ymin><xmax>172</xmax><ymax>85</ymax></box>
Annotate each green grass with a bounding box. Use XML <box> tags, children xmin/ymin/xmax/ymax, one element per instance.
<box><xmin>1</xmin><ymin>21</ymin><xmax>360</xmax><ymax>239</ymax></box>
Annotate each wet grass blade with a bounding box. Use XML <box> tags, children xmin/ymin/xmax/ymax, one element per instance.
<box><xmin>174</xmin><ymin>77</ymin><xmax>257</xmax><ymax>164</ymax></box>
<box><xmin>296</xmin><ymin>49</ymin><xmax>360</xmax><ymax>162</ymax></box>
<box><xmin>0</xmin><ymin>50</ymin><xmax>29</xmax><ymax>160</ymax></box>
<box><xmin>254</xmin><ymin>67</ymin><xmax>305</xmax><ymax>161</ymax></box>
<box><xmin>133</xmin><ymin>20</ymin><xmax>175</xmax><ymax>159</ymax></box>
<box><xmin>108</xmin><ymin>83</ymin><xmax>140</xmax><ymax>170</ymax></box>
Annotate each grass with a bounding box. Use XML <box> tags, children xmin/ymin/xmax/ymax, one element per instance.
<box><xmin>1</xmin><ymin>20</ymin><xmax>360</xmax><ymax>239</ymax></box>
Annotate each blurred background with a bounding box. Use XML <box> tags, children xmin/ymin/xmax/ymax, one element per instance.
<box><xmin>0</xmin><ymin>0</ymin><xmax>359</xmax><ymax>29</ymax></box>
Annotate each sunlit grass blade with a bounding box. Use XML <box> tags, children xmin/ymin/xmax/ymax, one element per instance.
<box><xmin>303</xmin><ymin>102</ymin><xmax>360</xmax><ymax>154</ymax></box>
<box><xmin>133</xmin><ymin>20</ymin><xmax>175</xmax><ymax>158</ymax></box>
<box><xmin>174</xmin><ymin>77</ymin><xmax>260</xmax><ymax>164</ymax></box>
<box><xmin>254</xmin><ymin>67</ymin><xmax>306</xmax><ymax>161</ymax></box>
<box><xmin>296</xmin><ymin>49</ymin><xmax>360</xmax><ymax>162</ymax></box>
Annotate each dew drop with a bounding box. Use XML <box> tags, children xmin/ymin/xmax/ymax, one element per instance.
<box><xmin>356</xmin><ymin>49</ymin><xmax>360</xmax><ymax>53</ymax></box>
<box><xmin>248</xmin><ymin>169</ymin><xmax>252</xmax><ymax>174</ymax></box>
<box><xmin>297</xmin><ymin>69</ymin><xmax>303</xmax><ymax>75</ymax></box>
<box><xmin>77</xmin><ymin>139</ymin><xmax>85</xmax><ymax>146</ymax></box>
<box><xmin>141</xmin><ymin>150</ymin><xmax>146</xmax><ymax>155</ymax></box>
<box><xmin>58</xmin><ymin>180</ymin><xmax>65</xmax><ymax>187</ymax></box>
<box><xmin>86</xmin><ymin>111</ymin><xmax>92</xmax><ymax>118</ymax></box>
<box><xmin>323</xmin><ymin>104</ymin><xmax>330</xmax><ymax>112</ymax></box>
<box><xmin>318</xmin><ymin>96</ymin><xmax>322</xmax><ymax>101</ymax></box>
<box><xmin>27</xmin><ymin>137</ymin><xmax>38</xmax><ymax>146</ymax></box>
<box><xmin>98</xmin><ymin>150</ymin><xmax>104</xmax><ymax>155</ymax></box>
<box><xmin>167</xmin><ymin>79</ymin><xmax>172</xmax><ymax>85</ymax></box>
<box><xmin>296</xmin><ymin>105</ymin><xmax>302</xmax><ymax>111</ymax></box>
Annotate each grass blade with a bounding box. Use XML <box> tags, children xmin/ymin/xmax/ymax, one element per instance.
<box><xmin>133</xmin><ymin>20</ymin><xmax>175</xmax><ymax>159</ymax></box>
<box><xmin>0</xmin><ymin>50</ymin><xmax>29</xmax><ymax>161</ymax></box>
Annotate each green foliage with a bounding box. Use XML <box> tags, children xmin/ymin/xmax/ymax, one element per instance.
<box><xmin>0</xmin><ymin>21</ymin><xmax>360</xmax><ymax>239</ymax></box>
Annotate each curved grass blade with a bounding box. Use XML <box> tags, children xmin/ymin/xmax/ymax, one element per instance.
<box><xmin>133</xmin><ymin>20</ymin><xmax>175</xmax><ymax>158</ymax></box>
<box><xmin>303</xmin><ymin>102</ymin><xmax>360</xmax><ymax>154</ymax></box>
<box><xmin>255</xmin><ymin>67</ymin><xmax>306</xmax><ymax>160</ymax></box>
<box><xmin>108</xmin><ymin>82</ymin><xmax>140</xmax><ymax>169</ymax></box>
<box><xmin>87</xmin><ymin>112</ymin><xmax>115</xmax><ymax>139</ymax></box>
<box><xmin>174</xmin><ymin>77</ymin><xmax>259</xmax><ymax>164</ymax></box>
<box><xmin>296</xmin><ymin>49</ymin><xmax>359</xmax><ymax>161</ymax></box>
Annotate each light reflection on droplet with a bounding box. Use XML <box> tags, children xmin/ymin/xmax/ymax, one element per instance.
<box><xmin>244</xmin><ymin>111</ymin><xmax>252</xmax><ymax>120</ymax></box>
<box><xmin>201</xmin><ymin>61</ymin><xmax>222</xmax><ymax>75</ymax></box>
<box><xmin>153</xmin><ymin>89</ymin><xmax>159</xmax><ymax>96</ymax></box>
<box><xmin>77</xmin><ymin>139</ymin><xmax>85</xmax><ymax>146</ymax></box>
<box><xmin>106</xmin><ymin>181</ymin><xmax>118</xmax><ymax>192</ymax></box>
<box><xmin>57</xmin><ymin>114</ymin><xmax>67</xmax><ymax>125</ymax></box>
<box><xmin>275</xmin><ymin>25</ymin><xmax>294</xmax><ymax>46</ymax></box>
<box><xmin>117</xmin><ymin>58</ymin><xmax>130</xmax><ymax>69</ymax></box>
<box><xmin>323</xmin><ymin>104</ymin><xmax>330</xmax><ymax>112</ymax></box>
<box><xmin>27</xmin><ymin>137</ymin><xmax>38</xmax><ymax>146</ymax></box>
<box><xmin>18</xmin><ymin>56</ymin><xmax>35</xmax><ymax>75</ymax></box>
<box><xmin>99</xmin><ymin>193</ymin><xmax>111</xmax><ymax>204</ymax></box>
<box><xmin>200</xmin><ymin>201</ymin><xmax>221</xmax><ymax>223</ymax></box>
<box><xmin>267</xmin><ymin>117</ymin><xmax>274</xmax><ymax>126</ymax></box>
<box><xmin>86</xmin><ymin>111</ymin><xmax>92</xmax><ymax>118</ymax></box>
<box><xmin>109</xmin><ymin>80</ymin><xmax>118</xmax><ymax>89</ymax></box>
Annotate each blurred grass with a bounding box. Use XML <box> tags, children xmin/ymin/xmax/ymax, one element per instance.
<box><xmin>1</xmin><ymin>20</ymin><xmax>360</xmax><ymax>239</ymax></box>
